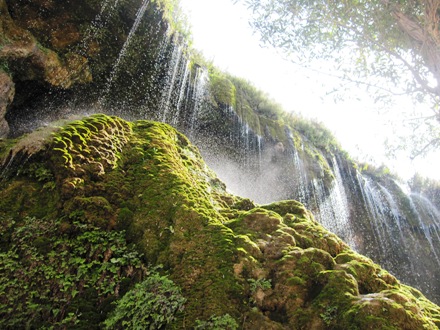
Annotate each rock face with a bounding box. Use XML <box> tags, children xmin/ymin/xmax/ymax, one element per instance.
<box><xmin>0</xmin><ymin>71</ymin><xmax>14</xmax><ymax>137</ymax></box>
<box><xmin>0</xmin><ymin>115</ymin><xmax>439</xmax><ymax>328</ymax></box>
<box><xmin>0</xmin><ymin>0</ymin><xmax>170</xmax><ymax>136</ymax></box>
<box><xmin>1</xmin><ymin>0</ymin><xmax>440</xmax><ymax>309</ymax></box>
<box><xmin>0</xmin><ymin>0</ymin><xmax>96</xmax><ymax>136</ymax></box>
<box><xmin>0</xmin><ymin>0</ymin><xmax>92</xmax><ymax>87</ymax></box>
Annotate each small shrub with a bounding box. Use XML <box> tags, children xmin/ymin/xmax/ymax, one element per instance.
<box><xmin>248</xmin><ymin>278</ymin><xmax>272</xmax><ymax>293</ymax></box>
<box><xmin>0</xmin><ymin>59</ymin><xmax>9</xmax><ymax>73</ymax></box>
<box><xmin>320</xmin><ymin>305</ymin><xmax>338</xmax><ymax>326</ymax></box>
<box><xmin>195</xmin><ymin>314</ymin><xmax>239</xmax><ymax>330</ymax></box>
<box><xmin>104</xmin><ymin>272</ymin><xmax>186</xmax><ymax>329</ymax></box>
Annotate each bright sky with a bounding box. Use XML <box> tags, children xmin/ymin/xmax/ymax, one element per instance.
<box><xmin>180</xmin><ymin>0</ymin><xmax>440</xmax><ymax>181</ymax></box>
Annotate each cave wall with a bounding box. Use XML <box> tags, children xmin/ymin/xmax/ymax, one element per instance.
<box><xmin>0</xmin><ymin>0</ymin><xmax>170</xmax><ymax>136</ymax></box>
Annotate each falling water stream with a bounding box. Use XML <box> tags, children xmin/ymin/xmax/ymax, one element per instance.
<box><xmin>172</xmin><ymin>59</ymin><xmax>191</xmax><ymax>126</ymax></box>
<box><xmin>99</xmin><ymin>0</ymin><xmax>151</xmax><ymax>105</ymax></box>
<box><xmin>160</xmin><ymin>43</ymin><xmax>184</xmax><ymax>122</ymax></box>
<box><xmin>313</xmin><ymin>157</ymin><xmax>356</xmax><ymax>248</ymax></box>
<box><xmin>188</xmin><ymin>67</ymin><xmax>209</xmax><ymax>137</ymax></box>
<box><xmin>409</xmin><ymin>193</ymin><xmax>440</xmax><ymax>266</ymax></box>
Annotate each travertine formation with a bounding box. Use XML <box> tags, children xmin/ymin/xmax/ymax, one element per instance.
<box><xmin>0</xmin><ymin>115</ymin><xmax>439</xmax><ymax>328</ymax></box>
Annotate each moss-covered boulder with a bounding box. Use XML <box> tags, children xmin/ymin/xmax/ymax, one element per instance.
<box><xmin>0</xmin><ymin>115</ymin><xmax>439</xmax><ymax>328</ymax></box>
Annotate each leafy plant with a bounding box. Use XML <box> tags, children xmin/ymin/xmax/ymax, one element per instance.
<box><xmin>0</xmin><ymin>216</ymin><xmax>144</xmax><ymax>328</ymax></box>
<box><xmin>0</xmin><ymin>59</ymin><xmax>9</xmax><ymax>73</ymax></box>
<box><xmin>104</xmin><ymin>271</ymin><xmax>186</xmax><ymax>329</ymax></box>
<box><xmin>195</xmin><ymin>314</ymin><xmax>238</xmax><ymax>330</ymax></box>
<box><xmin>248</xmin><ymin>278</ymin><xmax>272</xmax><ymax>294</ymax></box>
<box><xmin>247</xmin><ymin>278</ymin><xmax>272</xmax><ymax>306</ymax></box>
<box><xmin>286</xmin><ymin>113</ymin><xmax>340</xmax><ymax>152</ymax></box>
<box><xmin>320</xmin><ymin>305</ymin><xmax>338</xmax><ymax>326</ymax></box>
<box><xmin>230</xmin><ymin>75</ymin><xmax>283</xmax><ymax>120</ymax></box>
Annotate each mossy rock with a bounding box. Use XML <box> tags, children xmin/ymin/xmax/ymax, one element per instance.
<box><xmin>0</xmin><ymin>115</ymin><xmax>439</xmax><ymax>329</ymax></box>
<box><xmin>261</xmin><ymin>199</ymin><xmax>309</xmax><ymax>218</ymax></box>
<box><xmin>209</xmin><ymin>72</ymin><xmax>236</xmax><ymax>107</ymax></box>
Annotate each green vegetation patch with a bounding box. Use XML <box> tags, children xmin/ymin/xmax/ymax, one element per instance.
<box><xmin>0</xmin><ymin>216</ymin><xmax>144</xmax><ymax>328</ymax></box>
<box><xmin>0</xmin><ymin>115</ymin><xmax>439</xmax><ymax>329</ymax></box>
<box><xmin>209</xmin><ymin>70</ymin><xmax>237</xmax><ymax>107</ymax></box>
<box><xmin>104</xmin><ymin>269</ymin><xmax>186</xmax><ymax>329</ymax></box>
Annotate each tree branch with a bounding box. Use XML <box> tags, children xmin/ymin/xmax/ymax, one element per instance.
<box><xmin>411</xmin><ymin>137</ymin><xmax>440</xmax><ymax>159</ymax></box>
<box><xmin>388</xmin><ymin>3</ymin><xmax>440</xmax><ymax>93</ymax></box>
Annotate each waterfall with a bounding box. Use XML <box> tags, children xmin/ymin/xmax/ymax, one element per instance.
<box><xmin>356</xmin><ymin>174</ymin><xmax>440</xmax><ymax>265</ymax></box>
<box><xmin>377</xmin><ymin>183</ymin><xmax>408</xmax><ymax>242</ymax></box>
<box><xmin>352</xmin><ymin>171</ymin><xmax>440</xmax><ymax>290</ymax></box>
<box><xmin>292</xmin><ymin>150</ymin><xmax>310</xmax><ymax>204</ymax></box>
<box><xmin>1</xmin><ymin>153</ymin><xmax>16</xmax><ymax>178</ymax></box>
<box><xmin>141</xmin><ymin>29</ymin><xmax>173</xmax><ymax>118</ymax></box>
<box><xmin>408</xmin><ymin>193</ymin><xmax>440</xmax><ymax>267</ymax></box>
<box><xmin>4</xmin><ymin>0</ymin><xmax>440</xmax><ymax>304</ymax></box>
<box><xmin>99</xmin><ymin>0</ymin><xmax>121</xmax><ymax>15</ymax></box>
<box><xmin>99</xmin><ymin>0</ymin><xmax>151</xmax><ymax>105</ymax></box>
<box><xmin>256</xmin><ymin>135</ymin><xmax>263</xmax><ymax>170</ymax></box>
<box><xmin>78</xmin><ymin>0</ymin><xmax>120</xmax><ymax>56</ymax></box>
<box><xmin>214</xmin><ymin>105</ymin><xmax>261</xmax><ymax>169</ymax></box>
<box><xmin>160</xmin><ymin>42</ymin><xmax>184</xmax><ymax>122</ymax></box>
<box><xmin>110</xmin><ymin>0</ymin><xmax>151</xmax><ymax>70</ymax></box>
<box><xmin>285</xmin><ymin>130</ymin><xmax>310</xmax><ymax>205</ymax></box>
<box><xmin>313</xmin><ymin>157</ymin><xmax>357</xmax><ymax>249</ymax></box>
<box><xmin>172</xmin><ymin>60</ymin><xmax>191</xmax><ymax>127</ymax></box>
<box><xmin>188</xmin><ymin>67</ymin><xmax>209</xmax><ymax>138</ymax></box>
<box><xmin>355</xmin><ymin>173</ymin><xmax>403</xmax><ymax>261</ymax></box>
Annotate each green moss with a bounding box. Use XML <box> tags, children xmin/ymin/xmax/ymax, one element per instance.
<box><xmin>259</xmin><ymin>117</ymin><xmax>287</xmax><ymax>141</ymax></box>
<box><xmin>261</xmin><ymin>200</ymin><xmax>309</xmax><ymax>218</ymax></box>
<box><xmin>286</xmin><ymin>276</ymin><xmax>306</xmax><ymax>286</ymax></box>
<box><xmin>312</xmin><ymin>270</ymin><xmax>359</xmax><ymax>325</ymax></box>
<box><xmin>231</xmin><ymin>197</ymin><xmax>255</xmax><ymax>211</ymax></box>
<box><xmin>65</xmin><ymin>196</ymin><xmax>114</xmax><ymax>228</ymax></box>
<box><xmin>209</xmin><ymin>71</ymin><xmax>236</xmax><ymax>107</ymax></box>
<box><xmin>1</xmin><ymin>115</ymin><xmax>439</xmax><ymax>329</ymax></box>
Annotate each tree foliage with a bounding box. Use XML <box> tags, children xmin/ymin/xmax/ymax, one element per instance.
<box><xmin>207</xmin><ymin>68</ymin><xmax>284</xmax><ymax>120</ymax></box>
<box><xmin>240</xmin><ymin>0</ymin><xmax>440</xmax><ymax>102</ymax></box>
<box><xmin>155</xmin><ymin>0</ymin><xmax>192</xmax><ymax>39</ymax></box>
<box><xmin>409</xmin><ymin>172</ymin><xmax>440</xmax><ymax>200</ymax></box>
<box><xmin>238</xmin><ymin>0</ymin><xmax>440</xmax><ymax>155</ymax></box>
